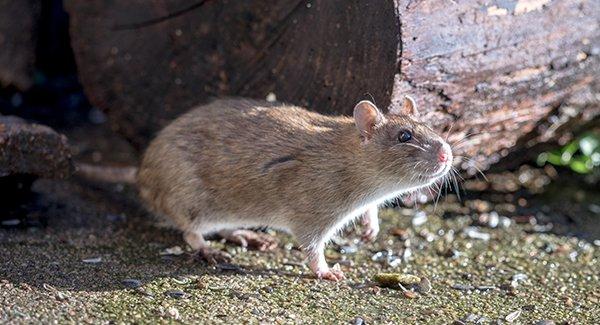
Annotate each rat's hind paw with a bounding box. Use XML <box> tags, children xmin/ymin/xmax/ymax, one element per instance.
<box><xmin>196</xmin><ymin>247</ymin><xmax>232</xmax><ymax>265</ymax></box>
<box><xmin>220</xmin><ymin>229</ymin><xmax>278</xmax><ymax>251</ymax></box>
<box><xmin>316</xmin><ymin>268</ymin><xmax>346</xmax><ymax>282</ymax></box>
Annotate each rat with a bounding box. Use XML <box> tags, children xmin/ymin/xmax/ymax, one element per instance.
<box><xmin>134</xmin><ymin>96</ymin><xmax>453</xmax><ymax>281</ymax></box>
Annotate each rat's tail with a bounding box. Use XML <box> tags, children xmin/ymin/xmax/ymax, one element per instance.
<box><xmin>75</xmin><ymin>162</ymin><xmax>138</xmax><ymax>184</ymax></box>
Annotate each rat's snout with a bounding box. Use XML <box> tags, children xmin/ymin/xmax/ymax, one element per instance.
<box><xmin>438</xmin><ymin>147</ymin><xmax>449</xmax><ymax>163</ymax></box>
<box><xmin>436</xmin><ymin>141</ymin><xmax>452</xmax><ymax>164</ymax></box>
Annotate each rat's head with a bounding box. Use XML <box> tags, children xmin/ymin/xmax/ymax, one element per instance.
<box><xmin>353</xmin><ymin>96</ymin><xmax>452</xmax><ymax>188</ymax></box>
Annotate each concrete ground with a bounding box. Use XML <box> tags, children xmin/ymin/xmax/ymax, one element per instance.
<box><xmin>0</xmin><ymin>165</ymin><xmax>598</xmax><ymax>324</ymax></box>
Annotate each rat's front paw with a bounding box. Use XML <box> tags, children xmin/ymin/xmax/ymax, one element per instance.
<box><xmin>361</xmin><ymin>224</ymin><xmax>380</xmax><ymax>242</ymax></box>
<box><xmin>316</xmin><ymin>268</ymin><xmax>346</xmax><ymax>281</ymax></box>
<box><xmin>361</xmin><ymin>212</ymin><xmax>380</xmax><ymax>242</ymax></box>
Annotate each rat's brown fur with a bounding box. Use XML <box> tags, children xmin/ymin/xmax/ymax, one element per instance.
<box><xmin>137</xmin><ymin>98</ymin><xmax>451</xmax><ymax>280</ymax></box>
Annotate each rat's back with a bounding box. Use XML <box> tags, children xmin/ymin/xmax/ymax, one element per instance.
<box><xmin>137</xmin><ymin>98</ymin><xmax>350</xmax><ymax>232</ymax></box>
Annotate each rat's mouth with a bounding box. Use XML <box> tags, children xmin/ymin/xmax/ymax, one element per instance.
<box><xmin>423</xmin><ymin>161</ymin><xmax>452</xmax><ymax>180</ymax></box>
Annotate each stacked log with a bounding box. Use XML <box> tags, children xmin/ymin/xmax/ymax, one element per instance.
<box><xmin>59</xmin><ymin>0</ymin><xmax>599</xmax><ymax>171</ymax></box>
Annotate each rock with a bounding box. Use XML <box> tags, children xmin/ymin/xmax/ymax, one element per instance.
<box><xmin>373</xmin><ymin>273</ymin><xmax>421</xmax><ymax>287</ymax></box>
<box><xmin>0</xmin><ymin>115</ymin><xmax>73</xmax><ymax>179</ymax></box>
<box><xmin>411</xmin><ymin>211</ymin><xmax>428</xmax><ymax>227</ymax></box>
<box><xmin>451</xmin><ymin>283</ymin><xmax>474</xmax><ymax>291</ymax></box>
<box><xmin>417</xmin><ymin>277</ymin><xmax>432</xmax><ymax>294</ymax></box>
<box><xmin>0</xmin><ymin>1</ymin><xmax>41</xmax><ymax>89</ymax></box>
<box><xmin>121</xmin><ymin>279</ymin><xmax>142</xmax><ymax>289</ymax></box>
<box><xmin>464</xmin><ymin>227</ymin><xmax>491</xmax><ymax>241</ymax></box>
<box><xmin>82</xmin><ymin>257</ymin><xmax>102</xmax><ymax>264</ymax></box>
<box><xmin>533</xmin><ymin>320</ymin><xmax>556</xmax><ymax>325</ymax></box>
<box><xmin>159</xmin><ymin>246</ymin><xmax>184</xmax><ymax>256</ymax></box>
<box><xmin>165</xmin><ymin>290</ymin><xmax>185</xmax><ymax>299</ymax></box>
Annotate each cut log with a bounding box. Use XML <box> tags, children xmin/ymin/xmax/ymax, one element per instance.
<box><xmin>0</xmin><ymin>0</ymin><xmax>41</xmax><ymax>90</ymax></box>
<box><xmin>65</xmin><ymin>0</ymin><xmax>600</xmax><ymax>172</ymax></box>
<box><xmin>0</xmin><ymin>115</ymin><xmax>73</xmax><ymax>178</ymax></box>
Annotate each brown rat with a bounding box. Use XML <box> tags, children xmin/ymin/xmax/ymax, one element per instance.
<box><xmin>137</xmin><ymin>97</ymin><xmax>453</xmax><ymax>281</ymax></box>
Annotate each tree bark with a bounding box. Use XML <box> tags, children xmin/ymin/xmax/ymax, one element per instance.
<box><xmin>65</xmin><ymin>0</ymin><xmax>600</xmax><ymax>172</ymax></box>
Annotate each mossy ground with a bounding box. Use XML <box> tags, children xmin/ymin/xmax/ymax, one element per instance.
<box><xmin>0</xmin><ymin>174</ymin><xmax>598</xmax><ymax>324</ymax></box>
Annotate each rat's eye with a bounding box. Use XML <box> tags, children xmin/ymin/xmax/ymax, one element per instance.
<box><xmin>397</xmin><ymin>130</ymin><xmax>412</xmax><ymax>143</ymax></box>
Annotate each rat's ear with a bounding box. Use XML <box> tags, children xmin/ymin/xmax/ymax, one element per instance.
<box><xmin>389</xmin><ymin>95</ymin><xmax>419</xmax><ymax>117</ymax></box>
<box><xmin>353</xmin><ymin>100</ymin><xmax>385</xmax><ymax>141</ymax></box>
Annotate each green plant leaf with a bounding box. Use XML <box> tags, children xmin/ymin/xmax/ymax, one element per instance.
<box><xmin>570</xmin><ymin>160</ymin><xmax>590</xmax><ymax>174</ymax></box>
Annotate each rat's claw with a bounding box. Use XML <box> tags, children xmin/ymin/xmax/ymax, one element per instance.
<box><xmin>316</xmin><ymin>264</ymin><xmax>345</xmax><ymax>281</ymax></box>
<box><xmin>316</xmin><ymin>268</ymin><xmax>346</xmax><ymax>281</ymax></box>
<box><xmin>361</xmin><ymin>228</ymin><xmax>377</xmax><ymax>242</ymax></box>
<box><xmin>361</xmin><ymin>223</ymin><xmax>379</xmax><ymax>242</ymax></box>
<box><xmin>196</xmin><ymin>247</ymin><xmax>232</xmax><ymax>265</ymax></box>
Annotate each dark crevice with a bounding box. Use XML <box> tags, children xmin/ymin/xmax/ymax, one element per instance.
<box><xmin>112</xmin><ymin>0</ymin><xmax>210</xmax><ymax>30</ymax></box>
<box><xmin>0</xmin><ymin>0</ymin><xmax>92</xmax><ymax>128</ymax></box>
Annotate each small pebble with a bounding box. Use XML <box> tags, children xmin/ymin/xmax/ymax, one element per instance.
<box><xmin>451</xmin><ymin>283</ymin><xmax>474</xmax><ymax>291</ymax></box>
<box><xmin>82</xmin><ymin>257</ymin><xmax>102</xmax><ymax>264</ymax></box>
<box><xmin>159</xmin><ymin>246</ymin><xmax>184</xmax><ymax>256</ymax></box>
<box><xmin>353</xmin><ymin>316</ymin><xmax>366</xmax><ymax>325</ymax></box>
<box><xmin>533</xmin><ymin>320</ymin><xmax>556</xmax><ymax>325</ymax></box>
<box><xmin>167</xmin><ymin>306</ymin><xmax>180</xmax><ymax>320</ymax></box>
<box><xmin>165</xmin><ymin>290</ymin><xmax>186</xmax><ymax>299</ymax></box>
<box><xmin>475</xmin><ymin>285</ymin><xmax>496</xmax><ymax>291</ymax></box>
<box><xmin>511</xmin><ymin>273</ymin><xmax>528</xmax><ymax>282</ymax></box>
<box><xmin>55</xmin><ymin>291</ymin><xmax>69</xmax><ymax>301</ymax></box>
<box><xmin>505</xmin><ymin>309</ymin><xmax>521</xmax><ymax>323</ymax></box>
<box><xmin>340</xmin><ymin>245</ymin><xmax>357</xmax><ymax>254</ymax></box>
<box><xmin>173</xmin><ymin>277</ymin><xmax>191</xmax><ymax>285</ymax></box>
<box><xmin>122</xmin><ymin>279</ymin><xmax>142</xmax><ymax>289</ymax></box>
<box><xmin>412</xmin><ymin>211</ymin><xmax>428</xmax><ymax>227</ymax></box>
<box><xmin>417</xmin><ymin>277</ymin><xmax>432</xmax><ymax>294</ymax></box>
<box><xmin>464</xmin><ymin>227</ymin><xmax>491</xmax><ymax>241</ymax></box>
<box><xmin>462</xmin><ymin>314</ymin><xmax>482</xmax><ymax>322</ymax></box>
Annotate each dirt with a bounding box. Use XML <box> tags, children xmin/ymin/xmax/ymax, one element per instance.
<box><xmin>0</xmin><ymin>168</ymin><xmax>598</xmax><ymax>324</ymax></box>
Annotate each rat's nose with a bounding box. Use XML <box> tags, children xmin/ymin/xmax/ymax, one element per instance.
<box><xmin>437</xmin><ymin>144</ymin><xmax>451</xmax><ymax>163</ymax></box>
